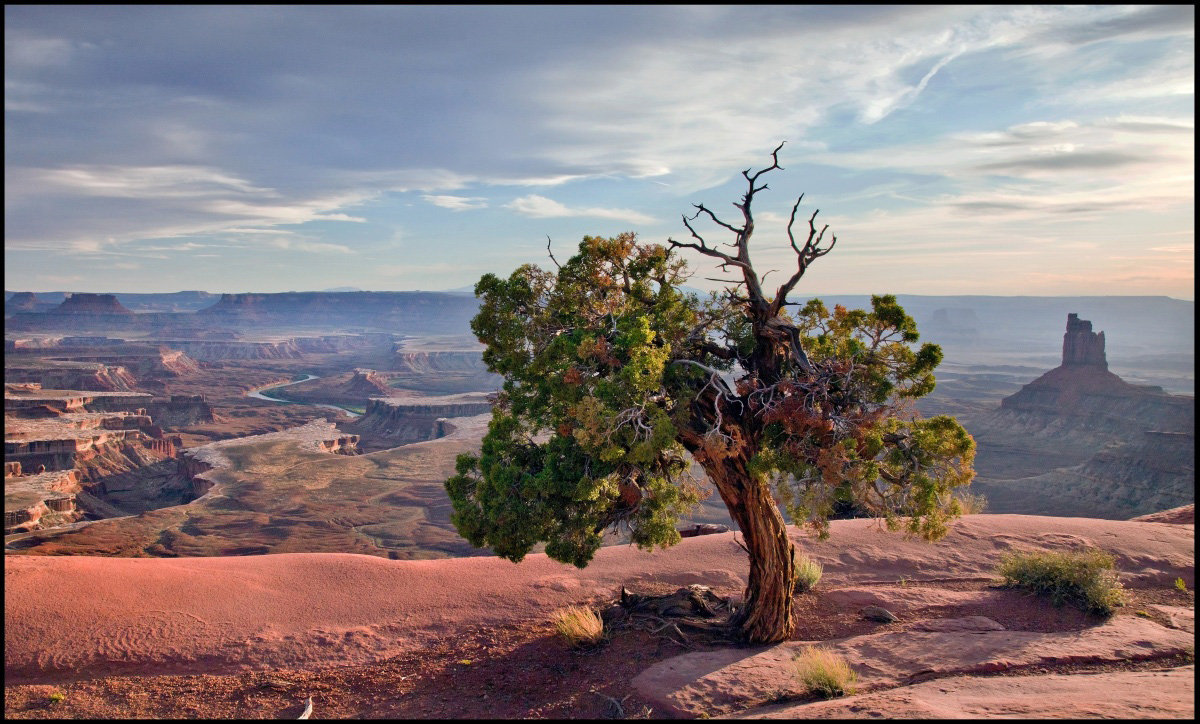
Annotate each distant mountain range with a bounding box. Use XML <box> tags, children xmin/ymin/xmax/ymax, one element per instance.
<box><xmin>6</xmin><ymin>291</ymin><xmax>1193</xmax><ymax>380</ymax></box>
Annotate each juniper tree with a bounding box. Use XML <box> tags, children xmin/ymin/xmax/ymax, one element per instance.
<box><xmin>446</xmin><ymin>144</ymin><xmax>975</xmax><ymax>643</ymax></box>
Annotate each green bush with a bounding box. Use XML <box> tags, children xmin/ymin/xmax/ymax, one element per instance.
<box><xmin>996</xmin><ymin>547</ymin><xmax>1126</xmax><ymax>616</ymax></box>
<box><xmin>794</xmin><ymin>554</ymin><xmax>823</xmax><ymax>593</ymax></box>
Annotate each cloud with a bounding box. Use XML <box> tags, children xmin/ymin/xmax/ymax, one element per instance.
<box><xmin>504</xmin><ymin>194</ymin><xmax>655</xmax><ymax>225</ymax></box>
<box><xmin>13</xmin><ymin>164</ymin><xmax>273</xmax><ymax>199</ymax></box>
<box><xmin>422</xmin><ymin>194</ymin><xmax>488</xmax><ymax>211</ymax></box>
<box><xmin>975</xmin><ymin>150</ymin><xmax>1145</xmax><ymax>174</ymax></box>
<box><xmin>4</xmin><ymin>35</ymin><xmax>78</xmax><ymax>67</ymax></box>
<box><xmin>263</xmin><ymin>237</ymin><xmax>354</xmax><ymax>254</ymax></box>
<box><xmin>1033</xmin><ymin>4</ymin><xmax>1194</xmax><ymax>46</ymax></box>
<box><xmin>4</xmin><ymin>163</ymin><xmax>372</xmax><ymax>252</ymax></box>
<box><xmin>3</xmin><ymin>6</ymin><xmax>1193</xmax><ymax>297</ymax></box>
<box><xmin>813</xmin><ymin>115</ymin><xmax>1192</xmax><ymax>191</ymax></box>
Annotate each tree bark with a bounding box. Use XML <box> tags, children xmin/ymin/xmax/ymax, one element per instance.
<box><xmin>682</xmin><ymin>430</ymin><xmax>796</xmax><ymax>644</ymax></box>
<box><xmin>729</xmin><ymin>477</ymin><xmax>796</xmax><ymax>643</ymax></box>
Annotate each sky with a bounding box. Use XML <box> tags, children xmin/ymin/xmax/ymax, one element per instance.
<box><xmin>4</xmin><ymin>5</ymin><xmax>1194</xmax><ymax>299</ymax></box>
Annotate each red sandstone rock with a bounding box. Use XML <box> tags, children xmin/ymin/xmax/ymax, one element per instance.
<box><xmin>4</xmin><ymin>513</ymin><xmax>1191</xmax><ymax>683</ymax></box>
<box><xmin>1062</xmin><ymin>312</ymin><xmax>1107</xmax><ymax>369</ymax></box>
<box><xmin>1131</xmin><ymin>503</ymin><xmax>1194</xmax><ymax>524</ymax></box>
<box><xmin>730</xmin><ymin>666</ymin><xmax>1195</xmax><ymax>719</ymax></box>
<box><xmin>632</xmin><ymin>615</ymin><xmax>1193</xmax><ymax>717</ymax></box>
<box><xmin>342</xmin><ymin>369</ymin><xmax>393</xmax><ymax>396</ymax></box>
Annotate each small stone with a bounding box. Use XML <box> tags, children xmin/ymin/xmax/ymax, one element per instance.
<box><xmin>862</xmin><ymin>605</ymin><xmax>899</xmax><ymax>623</ymax></box>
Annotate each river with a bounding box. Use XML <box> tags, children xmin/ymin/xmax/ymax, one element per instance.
<box><xmin>246</xmin><ymin>374</ymin><xmax>361</xmax><ymax>418</ymax></box>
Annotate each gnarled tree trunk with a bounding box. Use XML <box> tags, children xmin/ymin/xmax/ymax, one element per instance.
<box><xmin>685</xmin><ymin>432</ymin><xmax>796</xmax><ymax>644</ymax></box>
<box><xmin>730</xmin><ymin>479</ymin><xmax>795</xmax><ymax>643</ymax></box>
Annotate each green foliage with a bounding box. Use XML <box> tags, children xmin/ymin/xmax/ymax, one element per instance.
<box><xmin>445</xmin><ymin>161</ymin><xmax>975</xmax><ymax>582</ymax></box>
<box><xmin>794</xmin><ymin>646</ymin><xmax>858</xmax><ymax>698</ymax></box>
<box><xmin>996</xmin><ymin>548</ymin><xmax>1127</xmax><ymax>616</ymax></box>
<box><xmin>48</xmin><ymin>690</ymin><xmax>66</xmax><ymax>705</ymax></box>
<box><xmin>793</xmin><ymin>554</ymin><xmax>823</xmax><ymax>593</ymax></box>
<box><xmin>1175</xmin><ymin>577</ymin><xmax>1188</xmax><ymax>592</ymax></box>
<box><xmin>766</xmin><ymin>298</ymin><xmax>975</xmax><ymax>541</ymax></box>
<box><xmin>447</xmin><ymin>234</ymin><xmax>703</xmax><ymax>567</ymax></box>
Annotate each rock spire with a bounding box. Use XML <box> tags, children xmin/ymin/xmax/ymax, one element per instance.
<box><xmin>1061</xmin><ymin>313</ymin><xmax>1106</xmax><ymax>369</ymax></box>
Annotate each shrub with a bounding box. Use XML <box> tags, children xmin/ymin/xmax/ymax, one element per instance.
<box><xmin>793</xmin><ymin>554</ymin><xmax>823</xmax><ymax>593</ymax></box>
<box><xmin>996</xmin><ymin>547</ymin><xmax>1126</xmax><ymax>616</ymax></box>
<box><xmin>794</xmin><ymin>645</ymin><xmax>857</xmax><ymax>698</ymax></box>
<box><xmin>953</xmin><ymin>491</ymin><xmax>988</xmax><ymax>514</ymax></box>
<box><xmin>551</xmin><ymin>605</ymin><xmax>604</xmax><ymax>647</ymax></box>
<box><xmin>1174</xmin><ymin>577</ymin><xmax>1188</xmax><ymax>592</ymax></box>
<box><xmin>48</xmin><ymin>690</ymin><xmax>65</xmax><ymax>704</ymax></box>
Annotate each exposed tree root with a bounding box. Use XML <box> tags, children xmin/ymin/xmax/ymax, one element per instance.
<box><xmin>603</xmin><ymin>584</ymin><xmax>741</xmax><ymax>648</ymax></box>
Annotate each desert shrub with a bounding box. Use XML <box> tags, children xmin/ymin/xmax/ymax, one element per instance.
<box><xmin>996</xmin><ymin>547</ymin><xmax>1126</xmax><ymax>616</ymax></box>
<box><xmin>953</xmin><ymin>491</ymin><xmax>988</xmax><ymax>514</ymax></box>
<box><xmin>793</xmin><ymin>554</ymin><xmax>823</xmax><ymax>593</ymax></box>
<box><xmin>551</xmin><ymin>605</ymin><xmax>604</xmax><ymax>647</ymax></box>
<box><xmin>1174</xmin><ymin>577</ymin><xmax>1188</xmax><ymax>592</ymax></box>
<box><xmin>794</xmin><ymin>645</ymin><xmax>857</xmax><ymax>698</ymax></box>
<box><xmin>48</xmin><ymin>690</ymin><xmax>65</xmax><ymax>704</ymax></box>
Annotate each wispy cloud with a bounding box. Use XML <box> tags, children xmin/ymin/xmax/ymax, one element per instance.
<box><xmin>504</xmin><ymin>194</ymin><xmax>655</xmax><ymax>225</ymax></box>
<box><xmin>422</xmin><ymin>194</ymin><xmax>488</xmax><ymax>211</ymax></box>
<box><xmin>3</xmin><ymin>5</ymin><xmax>1193</xmax><ymax>296</ymax></box>
<box><xmin>263</xmin><ymin>236</ymin><xmax>354</xmax><ymax>254</ymax></box>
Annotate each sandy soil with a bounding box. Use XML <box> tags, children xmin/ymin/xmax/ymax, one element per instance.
<box><xmin>4</xmin><ymin>513</ymin><xmax>1193</xmax><ymax>719</ymax></box>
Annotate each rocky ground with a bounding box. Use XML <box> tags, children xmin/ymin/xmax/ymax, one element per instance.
<box><xmin>4</xmin><ymin>509</ymin><xmax>1193</xmax><ymax>719</ymax></box>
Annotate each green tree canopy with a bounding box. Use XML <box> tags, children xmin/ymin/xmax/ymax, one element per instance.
<box><xmin>446</xmin><ymin>145</ymin><xmax>975</xmax><ymax>643</ymax></box>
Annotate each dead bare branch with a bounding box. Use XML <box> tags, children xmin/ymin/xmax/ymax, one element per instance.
<box><xmin>591</xmin><ymin>691</ymin><xmax>626</xmax><ymax>719</ymax></box>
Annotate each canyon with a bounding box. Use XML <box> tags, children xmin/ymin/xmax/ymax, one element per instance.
<box><xmin>4</xmin><ymin>386</ymin><xmax>187</xmax><ymax>535</ymax></box>
<box><xmin>967</xmin><ymin>314</ymin><xmax>1194</xmax><ymax>519</ymax></box>
<box><xmin>4</xmin><ymin>292</ymin><xmax>1193</xmax><ymax>554</ymax></box>
<box><xmin>2</xmin><ymin>289</ymin><xmax>1194</xmax><ymax>720</ymax></box>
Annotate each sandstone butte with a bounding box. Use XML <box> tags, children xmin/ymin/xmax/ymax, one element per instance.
<box><xmin>969</xmin><ymin>314</ymin><xmax>1193</xmax><ymax>520</ymax></box>
<box><xmin>4</xmin><ymin>508</ymin><xmax>1193</xmax><ymax>719</ymax></box>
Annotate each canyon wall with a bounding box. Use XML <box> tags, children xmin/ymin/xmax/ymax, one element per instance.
<box><xmin>158</xmin><ymin>339</ymin><xmax>304</xmax><ymax>361</ymax></box>
<box><xmin>343</xmin><ymin>393</ymin><xmax>493</xmax><ymax>451</ymax></box>
<box><xmin>389</xmin><ymin>341</ymin><xmax>501</xmax><ymax>394</ymax></box>
<box><xmin>4</xmin><ymin>390</ymin><xmax>191</xmax><ymax>533</ymax></box>
<box><xmin>4</xmin><ymin>362</ymin><xmax>138</xmax><ymax>392</ymax></box>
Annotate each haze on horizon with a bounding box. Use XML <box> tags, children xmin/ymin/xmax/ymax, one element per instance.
<box><xmin>5</xmin><ymin>5</ymin><xmax>1194</xmax><ymax>300</ymax></box>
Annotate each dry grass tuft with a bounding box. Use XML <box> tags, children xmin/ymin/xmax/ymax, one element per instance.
<box><xmin>793</xmin><ymin>554</ymin><xmax>823</xmax><ymax>593</ymax></box>
<box><xmin>794</xmin><ymin>645</ymin><xmax>858</xmax><ymax>698</ymax></box>
<box><xmin>953</xmin><ymin>491</ymin><xmax>988</xmax><ymax>515</ymax></box>
<box><xmin>551</xmin><ymin>605</ymin><xmax>604</xmax><ymax>647</ymax></box>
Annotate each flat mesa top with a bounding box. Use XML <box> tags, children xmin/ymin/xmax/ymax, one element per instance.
<box><xmin>5</xmin><ymin>360</ymin><xmax>116</xmax><ymax>370</ymax></box>
<box><xmin>5</xmin><ymin>411</ymin><xmax>149</xmax><ymax>439</ymax></box>
<box><xmin>393</xmin><ymin>335</ymin><xmax>484</xmax><ymax>352</ymax></box>
<box><xmin>5</xmin><ymin>470</ymin><xmax>79</xmax><ymax>512</ymax></box>
<box><xmin>5</xmin><ymin>423</ymin><xmax>141</xmax><ymax>442</ymax></box>
<box><xmin>370</xmin><ymin>392</ymin><xmax>493</xmax><ymax>406</ymax></box>
<box><xmin>3</xmin><ymin>389</ymin><xmax>152</xmax><ymax>400</ymax></box>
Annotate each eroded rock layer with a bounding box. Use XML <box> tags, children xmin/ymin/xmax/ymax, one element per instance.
<box><xmin>4</xmin><ymin>388</ymin><xmax>197</xmax><ymax>534</ymax></box>
<box><xmin>343</xmin><ymin>393</ymin><xmax>493</xmax><ymax>451</ymax></box>
<box><xmin>969</xmin><ymin>314</ymin><xmax>1194</xmax><ymax>518</ymax></box>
